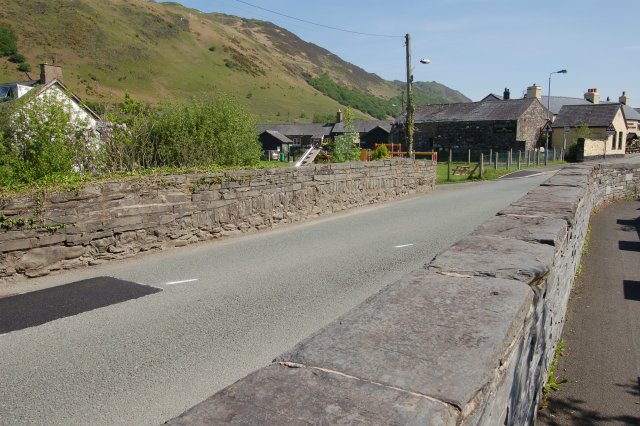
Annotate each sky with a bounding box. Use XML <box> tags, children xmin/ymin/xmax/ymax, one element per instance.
<box><xmin>166</xmin><ymin>0</ymin><xmax>639</xmax><ymax>104</ymax></box>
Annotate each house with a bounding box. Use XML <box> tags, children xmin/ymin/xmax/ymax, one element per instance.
<box><xmin>551</xmin><ymin>103</ymin><xmax>627</xmax><ymax>159</ymax></box>
<box><xmin>404</xmin><ymin>93</ymin><xmax>548</xmax><ymax>152</ymax></box>
<box><xmin>0</xmin><ymin>64</ymin><xmax>101</xmax><ymax>127</ymax></box>
<box><xmin>331</xmin><ymin>116</ymin><xmax>394</xmax><ymax>149</ymax></box>
<box><xmin>258</xmin><ymin>130</ymin><xmax>293</xmax><ymax>160</ymax></box>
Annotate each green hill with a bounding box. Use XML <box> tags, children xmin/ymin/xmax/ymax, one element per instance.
<box><xmin>0</xmin><ymin>0</ymin><xmax>470</xmax><ymax>121</ymax></box>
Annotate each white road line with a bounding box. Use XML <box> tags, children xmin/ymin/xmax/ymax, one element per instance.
<box><xmin>165</xmin><ymin>279</ymin><xmax>199</xmax><ymax>286</ymax></box>
<box><xmin>394</xmin><ymin>244</ymin><xmax>414</xmax><ymax>248</ymax></box>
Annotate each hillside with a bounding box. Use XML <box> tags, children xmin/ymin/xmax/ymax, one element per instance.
<box><xmin>0</xmin><ymin>0</ymin><xmax>470</xmax><ymax>121</ymax></box>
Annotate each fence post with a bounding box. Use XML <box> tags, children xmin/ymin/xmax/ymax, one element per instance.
<box><xmin>480</xmin><ymin>153</ymin><xmax>484</xmax><ymax>179</ymax></box>
<box><xmin>468</xmin><ymin>149</ymin><xmax>471</xmax><ymax>165</ymax></box>
<box><xmin>517</xmin><ymin>151</ymin><xmax>521</xmax><ymax>170</ymax></box>
<box><xmin>448</xmin><ymin>149</ymin><xmax>452</xmax><ymax>181</ymax></box>
<box><xmin>494</xmin><ymin>151</ymin><xmax>498</xmax><ymax>169</ymax></box>
<box><xmin>527</xmin><ymin>150</ymin><xmax>530</xmax><ymax>167</ymax></box>
<box><xmin>508</xmin><ymin>149</ymin><xmax>512</xmax><ymax>169</ymax></box>
<box><xmin>489</xmin><ymin>149</ymin><xmax>493</xmax><ymax>166</ymax></box>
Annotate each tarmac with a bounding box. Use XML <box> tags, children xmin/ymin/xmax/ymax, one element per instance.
<box><xmin>536</xmin><ymin>199</ymin><xmax>640</xmax><ymax>425</ymax></box>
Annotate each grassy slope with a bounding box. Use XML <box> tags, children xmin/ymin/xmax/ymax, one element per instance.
<box><xmin>0</xmin><ymin>0</ymin><xmax>467</xmax><ymax>121</ymax></box>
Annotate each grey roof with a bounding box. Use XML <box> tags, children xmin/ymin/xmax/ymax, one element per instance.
<box><xmin>621</xmin><ymin>104</ymin><xmax>640</xmax><ymax>121</ymax></box>
<box><xmin>261</xmin><ymin>130</ymin><xmax>293</xmax><ymax>143</ymax></box>
<box><xmin>481</xmin><ymin>93</ymin><xmax>502</xmax><ymax>102</ymax></box>
<box><xmin>332</xmin><ymin>120</ymin><xmax>393</xmax><ymax>134</ymax></box>
<box><xmin>258</xmin><ymin>123</ymin><xmax>333</xmax><ymax>137</ymax></box>
<box><xmin>540</xmin><ymin>96</ymin><xmax>591</xmax><ymax>115</ymax></box>
<box><xmin>552</xmin><ymin>104</ymin><xmax>623</xmax><ymax>128</ymax></box>
<box><xmin>414</xmin><ymin>98</ymin><xmax>540</xmax><ymax>123</ymax></box>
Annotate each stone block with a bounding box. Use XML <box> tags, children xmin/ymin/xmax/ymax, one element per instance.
<box><xmin>17</xmin><ymin>246</ymin><xmax>85</xmax><ymax>271</ymax></box>
<box><xmin>275</xmin><ymin>270</ymin><xmax>533</xmax><ymax>414</ymax></box>
<box><xmin>36</xmin><ymin>233</ymin><xmax>67</xmax><ymax>247</ymax></box>
<box><xmin>1</xmin><ymin>239</ymin><xmax>32</xmax><ymax>252</ymax></box>
<box><xmin>428</xmin><ymin>235</ymin><xmax>555</xmax><ymax>285</ymax></box>
<box><xmin>168</xmin><ymin>364</ymin><xmax>459</xmax><ymax>425</ymax></box>
<box><xmin>472</xmin><ymin>214</ymin><xmax>568</xmax><ymax>247</ymax></box>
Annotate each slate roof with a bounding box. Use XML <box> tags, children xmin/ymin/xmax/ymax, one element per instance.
<box><xmin>552</xmin><ymin>104</ymin><xmax>623</xmax><ymax>128</ymax></box>
<box><xmin>481</xmin><ymin>93</ymin><xmax>502</xmax><ymax>102</ymax></box>
<box><xmin>258</xmin><ymin>123</ymin><xmax>333</xmax><ymax>137</ymax></box>
<box><xmin>621</xmin><ymin>104</ymin><xmax>640</xmax><ymax>121</ymax></box>
<box><xmin>332</xmin><ymin>120</ymin><xmax>393</xmax><ymax>134</ymax></box>
<box><xmin>540</xmin><ymin>96</ymin><xmax>591</xmax><ymax>115</ymax></box>
<box><xmin>414</xmin><ymin>98</ymin><xmax>540</xmax><ymax>123</ymax></box>
<box><xmin>260</xmin><ymin>130</ymin><xmax>293</xmax><ymax>143</ymax></box>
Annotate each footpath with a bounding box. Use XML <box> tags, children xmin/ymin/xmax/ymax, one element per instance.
<box><xmin>536</xmin><ymin>199</ymin><xmax>640</xmax><ymax>425</ymax></box>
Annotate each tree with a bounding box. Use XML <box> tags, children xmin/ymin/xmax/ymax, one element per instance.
<box><xmin>329</xmin><ymin>108</ymin><xmax>361</xmax><ymax>163</ymax></box>
<box><xmin>0</xmin><ymin>26</ymin><xmax>17</xmax><ymax>56</ymax></box>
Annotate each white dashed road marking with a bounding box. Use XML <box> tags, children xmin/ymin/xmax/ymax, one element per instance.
<box><xmin>394</xmin><ymin>244</ymin><xmax>414</xmax><ymax>248</ymax></box>
<box><xmin>165</xmin><ymin>279</ymin><xmax>199</xmax><ymax>286</ymax></box>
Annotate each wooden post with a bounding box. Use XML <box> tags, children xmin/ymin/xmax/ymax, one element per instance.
<box><xmin>527</xmin><ymin>150</ymin><xmax>530</xmax><ymax>167</ymax></box>
<box><xmin>489</xmin><ymin>149</ymin><xmax>493</xmax><ymax>165</ymax></box>
<box><xmin>480</xmin><ymin>153</ymin><xmax>484</xmax><ymax>179</ymax></box>
<box><xmin>447</xmin><ymin>149</ymin><xmax>452</xmax><ymax>181</ymax></box>
<box><xmin>494</xmin><ymin>151</ymin><xmax>498</xmax><ymax>169</ymax></box>
<box><xmin>468</xmin><ymin>148</ymin><xmax>471</xmax><ymax>165</ymax></box>
<box><xmin>517</xmin><ymin>151</ymin><xmax>521</xmax><ymax>170</ymax></box>
<box><xmin>508</xmin><ymin>149</ymin><xmax>512</xmax><ymax>169</ymax></box>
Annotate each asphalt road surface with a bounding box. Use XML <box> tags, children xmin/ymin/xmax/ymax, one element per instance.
<box><xmin>536</xmin><ymin>200</ymin><xmax>640</xmax><ymax>425</ymax></box>
<box><xmin>0</xmin><ymin>172</ymin><xmax>554</xmax><ymax>425</ymax></box>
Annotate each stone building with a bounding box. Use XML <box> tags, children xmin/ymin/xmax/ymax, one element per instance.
<box><xmin>407</xmin><ymin>97</ymin><xmax>548</xmax><ymax>152</ymax></box>
<box><xmin>551</xmin><ymin>103</ymin><xmax>627</xmax><ymax>159</ymax></box>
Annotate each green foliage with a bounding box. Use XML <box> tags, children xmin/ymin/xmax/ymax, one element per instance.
<box><xmin>312</xmin><ymin>112</ymin><xmax>335</xmax><ymax>124</ymax></box>
<box><xmin>0</xmin><ymin>92</ymin><xmax>102</xmax><ymax>185</ymax></box>
<box><xmin>102</xmin><ymin>93</ymin><xmax>262</xmax><ymax>170</ymax></box>
<box><xmin>307</xmin><ymin>74</ymin><xmax>397</xmax><ymax>119</ymax></box>
<box><xmin>540</xmin><ymin>339</ymin><xmax>568</xmax><ymax>409</ymax></box>
<box><xmin>0</xmin><ymin>25</ymin><xmax>17</xmax><ymax>56</ymax></box>
<box><xmin>8</xmin><ymin>53</ymin><xmax>25</xmax><ymax>63</ymax></box>
<box><xmin>371</xmin><ymin>144</ymin><xmax>390</xmax><ymax>160</ymax></box>
<box><xmin>17</xmin><ymin>63</ymin><xmax>31</xmax><ymax>72</ymax></box>
<box><xmin>575</xmin><ymin>124</ymin><xmax>593</xmax><ymax>142</ymax></box>
<box><xmin>328</xmin><ymin>108</ymin><xmax>360</xmax><ymax>163</ymax></box>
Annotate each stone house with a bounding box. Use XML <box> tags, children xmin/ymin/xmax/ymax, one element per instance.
<box><xmin>551</xmin><ymin>103</ymin><xmax>627</xmax><ymax>159</ymax></box>
<box><xmin>407</xmin><ymin>97</ymin><xmax>548</xmax><ymax>152</ymax></box>
<box><xmin>258</xmin><ymin>130</ymin><xmax>293</xmax><ymax>160</ymax></box>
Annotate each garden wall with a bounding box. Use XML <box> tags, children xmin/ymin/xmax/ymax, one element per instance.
<box><xmin>0</xmin><ymin>159</ymin><xmax>435</xmax><ymax>280</ymax></box>
<box><xmin>167</xmin><ymin>162</ymin><xmax>640</xmax><ymax>426</ymax></box>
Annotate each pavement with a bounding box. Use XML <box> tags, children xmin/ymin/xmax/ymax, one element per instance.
<box><xmin>536</xmin><ymin>199</ymin><xmax>640</xmax><ymax>425</ymax></box>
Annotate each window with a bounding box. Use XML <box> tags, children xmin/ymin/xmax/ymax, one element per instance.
<box><xmin>618</xmin><ymin>132</ymin><xmax>623</xmax><ymax>150</ymax></box>
<box><xmin>612</xmin><ymin>132</ymin><xmax>616</xmax><ymax>149</ymax></box>
<box><xmin>292</xmin><ymin>137</ymin><xmax>301</xmax><ymax>146</ymax></box>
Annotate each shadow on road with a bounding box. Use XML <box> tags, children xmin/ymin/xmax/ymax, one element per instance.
<box><xmin>537</xmin><ymin>394</ymin><xmax>640</xmax><ymax>426</ymax></box>
<box><xmin>623</xmin><ymin>280</ymin><xmax>640</xmax><ymax>301</ymax></box>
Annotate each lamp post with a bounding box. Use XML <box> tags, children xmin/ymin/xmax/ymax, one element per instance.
<box><xmin>405</xmin><ymin>33</ymin><xmax>430</xmax><ymax>159</ymax></box>
<box><xmin>545</xmin><ymin>69</ymin><xmax>567</xmax><ymax>165</ymax></box>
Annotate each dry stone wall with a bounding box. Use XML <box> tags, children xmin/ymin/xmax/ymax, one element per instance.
<box><xmin>167</xmin><ymin>162</ymin><xmax>640</xmax><ymax>426</ymax></box>
<box><xmin>0</xmin><ymin>159</ymin><xmax>435</xmax><ymax>280</ymax></box>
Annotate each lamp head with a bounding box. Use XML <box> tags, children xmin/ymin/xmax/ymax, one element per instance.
<box><xmin>557</xmin><ymin>69</ymin><xmax>567</xmax><ymax>74</ymax></box>
<box><xmin>419</xmin><ymin>58</ymin><xmax>431</xmax><ymax>65</ymax></box>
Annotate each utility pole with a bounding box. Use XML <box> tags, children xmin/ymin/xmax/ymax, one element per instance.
<box><xmin>405</xmin><ymin>33</ymin><xmax>414</xmax><ymax>158</ymax></box>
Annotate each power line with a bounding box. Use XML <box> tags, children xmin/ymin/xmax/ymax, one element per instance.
<box><xmin>232</xmin><ymin>0</ymin><xmax>403</xmax><ymax>39</ymax></box>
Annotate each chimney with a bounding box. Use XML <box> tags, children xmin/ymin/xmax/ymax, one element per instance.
<box><xmin>526</xmin><ymin>84</ymin><xmax>542</xmax><ymax>100</ymax></box>
<box><xmin>619</xmin><ymin>91</ymin><xmax>629</xmax><ymax>105</ymax></box>
<box><xmin>336</xmin><ymin>109</ymin><xmax>343</xmax><ymax>123</ymax></box>
<box><xmin>39</xmin><ymin>63</ymin><xmax>63</xmax><ymax>84</ymax></box>
<box><xmin>584</xmin><ymin>88</ymin><xmax>600</xmax><ymax>104</ymax></box>
<box><xmin>503</xmin><ymin>88</ymin><xmax>510</xmax><ymax>100</ymax></box>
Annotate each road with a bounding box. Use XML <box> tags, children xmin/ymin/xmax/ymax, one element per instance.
<box><xmin>0</xmin><ymin>171</ymin><xmax>554</xmax><ymax>425</ymax></box>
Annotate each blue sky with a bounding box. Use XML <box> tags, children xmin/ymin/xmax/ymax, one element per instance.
<box><xmin>168</xmin><ymin>0</ymin><xmax>639</xmax><ymax>104</ymax></box>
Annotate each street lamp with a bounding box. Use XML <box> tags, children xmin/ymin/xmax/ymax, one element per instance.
<box><xmin>405</xmin><ymin>33</ymin><xmax>430</xmax><ymax>159</ymax></box>
<box><xmin>545</xmin><ymin>69</ymin><xmax>567</xmax><ymax>165</ymax></box>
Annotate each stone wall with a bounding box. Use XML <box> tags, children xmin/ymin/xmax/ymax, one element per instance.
<box><xmin>167</xmin><ymin>162</ymin><xmax>640</xmax><ymax>426</ymax></box>
<box><xmin>0</xmin><ymin>159</ymin><xmax>435</xmax><ymax>280</ymax></box>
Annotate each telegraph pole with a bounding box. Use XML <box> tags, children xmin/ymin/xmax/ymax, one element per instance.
<box><xmin>405</xmin><ymin>33</ymin><xmax>415</xmax><ymax>158</ymax></box>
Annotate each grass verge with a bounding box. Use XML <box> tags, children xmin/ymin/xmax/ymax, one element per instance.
<box><xmin>435</xmin><ymin>160</ymin><xmax>565</xmax><ymax>184</ymax></box>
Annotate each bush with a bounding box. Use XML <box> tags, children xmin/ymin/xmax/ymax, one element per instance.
<box><xmin>103</xmin><ymin>94</ymin><xmax>262</xmax><ymax>169</ymax></box>
<box><xmin>0</xmin><ymin>93</ymin><xmax>102</xmax><ymax>184</ymax></box>
<box><xmin>328</xmin><ymin>108</ymin><xmax>361</xmax><ymax>163</ymax></box>
<box><xmin>8</xmin><ymin>53</ymin><xmax>25</xmax><ymax>63</ymax></box>
<box><xmin>17</xmin><ymin>63</ymin><xmax>31</xmax><ymax>72</ymax></box>
<box><xmin>0</xmin><ymin>26</ymin><xmax>17</xmax><ymax>56</ymax></box>
<box><xmin>371</xmin><ymin>144</ymin><xmax>390</xmax><ymax>160</ymax></box>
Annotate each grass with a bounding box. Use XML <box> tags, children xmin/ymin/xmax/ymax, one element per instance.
<box><xmin>540</xmin><ymin>339</ymin><xmax>568</xmax><ymax>409</ymax></box>
<box><xmin>435</xmin><ymin>160</ymin><xmax>565</xmax><ymax>184</ymax></box>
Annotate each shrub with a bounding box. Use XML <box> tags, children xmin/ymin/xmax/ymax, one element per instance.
<box><xmin>328</xmin><ymin>108</ymin><xmax>361</xmax><ymax>163</ymax></box>
<box><xmin>371</xmin><ymin>144</ymin><xmax>390</xmax><ymax>160</ymax></box>
<box><xmin>8</xmin><ymin>53</ymin><xmax>25</xmax><ymax>63</ymax></box>
<box><xmin>0</xmin><ymin>26</ymin><xmax>17</xmax><ymax>56</ymax></box>
<box><xmin>17</xmin><ymin>63</ymin><xmax>31</xmax><ymax>72</ymax></box>
<box><xmin>0</xmin><ymin>92</ymin><xmax>102</xmax><ymax>184</ymax></box>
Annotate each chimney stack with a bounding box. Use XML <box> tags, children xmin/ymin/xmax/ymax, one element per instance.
<box><xmin>619</xmin><ymin>91</ymin><xmax>629</xmax><ymax>105</ymax></box>
<box><xmin>39</xmin><ymin>63</ymin><xmax>63</xmax><ymax>85</ymax></box>
<box><xmin>526</xmin><ymin>84</ymin><xmax>542</xmax><ymax>100</ymax></box>
<box><xmin>336</xmin><ymin>109</ymin><xmax>343</xmax><ymax>123</ymax></box>
<box><xmin>503</xmin><ymin>88</ymin><xmax>510</xmax><ymax>100</ymax></box>
<box><xmin>584</xmin><ymin>88</ymin><xmax>600</xmax><ymax>104</ymax></box>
